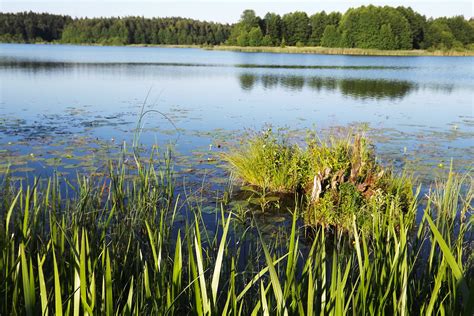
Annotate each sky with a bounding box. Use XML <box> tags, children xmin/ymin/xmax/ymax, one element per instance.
<box><xmin>1</xmin><ymin>0</ymin><xmax>473</xmax><ymax>23</ymax></box>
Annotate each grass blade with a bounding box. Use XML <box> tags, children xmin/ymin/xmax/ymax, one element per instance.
<box><xmin>37</xmin><ymin>254</ymin><xmax>48</xmax><ymax>316</ymax></box>
<box><xmin>20</xmin><ymin>243</ymin><xmax>34</xmax><ymax>316</ymax></box>
<box><xmin>211</xmin><ymin>213</ymin><xmax>231</xmax><ymax>305</ymax></box>
<box><xmin>53</xmin><ymin>247</ymin><xmax>63</xmax><ymax>316</ymax></box>
<box><xmin>425</xmin><ymin>213</ymin><xmax>470</xmax><ymax>310</ymax></box>
<box><xmin>105</xmin><ymin>249</ymin><xmax>113</xmax><ymax>316</ymax></box>
<box><xmin>258</xmin><ymin>228</ymin><xmax>285</xmax><ymax>313</ymax></box>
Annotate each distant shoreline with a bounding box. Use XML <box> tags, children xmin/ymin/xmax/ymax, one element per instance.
<box><xmin>206</xmin><ymin>45</ymin><xmax>474</xmax><ymax>57</ymax></box>
<box><xmin>3</xmin><ymin>42</ymin><xmax>474</xmax><ymax>56</ymax></box>
<box><xmin>126</xmin><ymin>44</ymin><xmax>474</xmax><ymax>56</ymax></box>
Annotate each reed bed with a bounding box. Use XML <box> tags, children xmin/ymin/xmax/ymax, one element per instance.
<box><xmin>207</xmin><ymin>45</ymin><xmax>474</xmax><ymax>56</ymax></box>
<box><xmin>0</xmin><ymin>146</ymin><xmax>472</xmax><ymax>315</ymax></box>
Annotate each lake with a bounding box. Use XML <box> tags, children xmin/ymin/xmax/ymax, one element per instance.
<box><xmin>0</xmin><ymin>43</ymin><xmax>473</xmax><ymax>185</ymax></box>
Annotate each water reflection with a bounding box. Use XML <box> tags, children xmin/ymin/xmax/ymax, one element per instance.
<box><xmin>239</xmin><ymin>74</ymin><xmax>258</xmax><ymax>91</ymax></box>
<box><xmin>0</xmin><ymin>45</ymin><xmax>472</xmax><ymax>187</ymax></box>
<box><xmin>0</xmin><ymin>58</ymin><xmax>412</xmax><ymax>70</ymax></box>
<box><xmin>239</xmin><ymin>73</ymin><xmax>416</xmax><ymax>100</ymax></box>
<box><xmin>0</xmin><ymin>59</ymin><xmax>457</xmax><ymax>99</ymax></box>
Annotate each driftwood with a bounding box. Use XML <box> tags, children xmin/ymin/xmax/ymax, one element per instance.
<box><xmin>350</xmin><ymin>134</ymin><xmax>362</xmax><ymax>183</ymax></box>
<box><xmin>331</xmin><ymin>169</ymin><xmax>345</xmax><ymax>190</ymax></box>
<box><xmin>311</xmin><ymin>167</ymin><xmax>331</xmax><ymax>203</ymax></box>
<box><xmin>309</xmin><ymin>134</ymin><xmax>386</xmax><ymax>204</ymax></box>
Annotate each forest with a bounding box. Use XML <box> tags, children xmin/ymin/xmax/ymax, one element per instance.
<box><xmin>0</xmin><ymin>12</ymin><xmax>230</xmax><ymax>45</ymax></box>
<box><xmin>1</xmin><ymin>6</ymin><xmax>473</xmax><ymax>50</ymax></box>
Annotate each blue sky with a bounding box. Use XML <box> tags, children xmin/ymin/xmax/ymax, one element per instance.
<box><xmin>1</xmin><ymin>1</ymin><xmax>472</xmax><ymax>22</ymax></box>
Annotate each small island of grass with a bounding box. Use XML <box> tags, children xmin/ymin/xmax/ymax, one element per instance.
<box><xmin>224</xmin><ymin>130</ymin><xmax>414</xmax><ymax>232</ymax></box>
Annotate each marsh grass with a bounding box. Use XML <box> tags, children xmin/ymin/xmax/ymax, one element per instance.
<box><xmin>223</xmin><ymin>129</ymin><xmax>303</xmax><ymax>193</ymax></box>
<box><xmin>224</xmin><ymin>130</ymin><xmax>415</xmax><ymax>232</ymax></box>
<box><xmin>0</xmin><ymin>144</ymin><xmax>472</xmax><ymax>314</ymax></box>
<box><xmin>208</xmin><ymin>45</ymin><xmax>474</xmax><ymax>56</ymax></box>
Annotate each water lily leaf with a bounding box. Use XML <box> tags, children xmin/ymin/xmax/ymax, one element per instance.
<box><xmin>14</xmin><ymin>167</ymin><xmax>35</xmax><ymax>173</ymax></box>
<box><xmin>44</xmin><ymin>157</ymin><xmax>62</xmax><ymax>166</ymax></box>
<box><xmin>63</xmin><ymin>164</ymin><xmax>79</xmax><ymax>169</ymax></box>
<box><xmin>201</xmin><ymin>206</ymin><xmax>217</xmax><ymax>214</ymax></box>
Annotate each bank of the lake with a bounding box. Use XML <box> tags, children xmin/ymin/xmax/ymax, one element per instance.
<box><xmin>208</xmin><ymin>45</ymin><xmax>474</xmax><ymax>56</ymax></box>
<box><xmin>6</xmin><ymin>41</ymin><xmax>473</xmax><ymax>56</ymax></box>
<box><xmin>130</xmin><ymin>44</ymin><xmax>474</xmax><ymax>57</ymax></box>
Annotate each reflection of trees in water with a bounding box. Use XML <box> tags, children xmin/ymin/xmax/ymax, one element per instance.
<box><xmin>419</xmin><ymin>83</ymin><xmax>454</xmax><ymax>94</ymax></box>
<box><xmin>339</xmin><ymin>79</ymin><xmax>413</xmax><ymax>100</ymax></box>
<box><xmin>239</xmin><ymin>74</ymin><xmax>257</xmax><ymax>90</ymax></box>
<box><xmin>1</xmin><ymin>60</ymin><xmax>456</xmax><ymax>97</ymax></box>
<box><xmin>280</xmin><ymin>76</ymin><xmax>305</xmax><ymax>91</ymax></box>
<box><xmin>261</xmin><ymin>75</ymin><xmax>279</xmax><ymax>89</ymax></box>
<box><xmin>239</xmin><ymin>73</ymin><xmax>421</xmax><ymax>100</ymax></box>
<box><xmin>0</xmin><ymin>60</ymin><xmax>72</xmax><ymax>74</ymax></box>
<box><xmin>307</xmin><ymin>77</ymin><xmax>337</xmax><ymax>91</ymax></box>
<box><xmin>0</xmin><ymin>60</ymin><xmax>130</xmax><ymax>75</ymax></box>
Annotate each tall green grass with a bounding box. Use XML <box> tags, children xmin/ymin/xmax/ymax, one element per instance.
<box><xmin>209</xmin><ymin>45</ymin><xmax>474</xmax><ymax>56</ymax></box>
<box><xmin>224</xmin><ymin>131</ymin><xmax>414</xmax><ymax>232</ymax></box>
<box><xmin>223</xmin><ymin>129</ymin><xmax>304</xmax><ymax>193</ymax></box>
<box><xmin>0</xmin><ymin>148</ymin><xmax>472</xmax><ymax>314</ymax></box>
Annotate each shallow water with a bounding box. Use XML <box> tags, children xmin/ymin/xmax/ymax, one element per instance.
<box><xmin>0</xmin><ymin>43</ymin><xmax>473</xmax><ymax>185</ymax></box>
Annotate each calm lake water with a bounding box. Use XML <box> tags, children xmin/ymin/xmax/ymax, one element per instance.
<box><xmin>0</xmin><ymin>43</ymin><xmax>473</xmax><ymax>185</ymax></box>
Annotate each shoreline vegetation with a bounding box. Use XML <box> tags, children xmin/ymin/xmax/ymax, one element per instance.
<box><xmin>1</xmin><ymin>131</ymin><xmax>473</xmax><ymax>314</ymax></box>
<box><xmin>207</xmin><ymin>45</ymin><xmax>474</xmax><ymax>56</ymax></box>
<box><xmin>5</xmin><ymin>42</ymin><xmax>474</xmax><ymax>57</ymax></box>
<box><xmin>224</xmin><ymin>131</ymin><xmax>415</xmax><ymax>232</ymax></box>
<box><xmin>131</xmin><ymin>43</ymin><xmax>474</xmax><ymax>56</ymax></box>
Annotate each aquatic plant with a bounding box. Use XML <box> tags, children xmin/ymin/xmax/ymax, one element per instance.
<box><xmin>223</xmin><ymin>129</ymin><xmax>304</xmax><ymax>193</ymax></box>
<box><xmin>224</xmin><ymin>130</ymin><xmax>415</xmax><ymax>231</ymax></box>
<box><xmin>0</xmin><ymin>148</ymin><xmax>472</xmax><ymax>314</ymax></box>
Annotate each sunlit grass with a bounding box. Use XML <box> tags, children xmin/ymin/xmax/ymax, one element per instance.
<box><xmin>223</xmin><ymin>129</ymin><xmax>304</xmax><ymax>193</ymax></box>
<box><xmin>0</xmin><ymin>145</ymin><xmax>472</xmax><ymax>314</ymax></box>
<box><xmin>209</xmin><ymin>45</ymin><xmax>474</xmax><ymax>56</ymax></box>
<box><xmin>224</xmin><ymin>130</ymin><xmax>415</xmax><ymax>232</ymax></box>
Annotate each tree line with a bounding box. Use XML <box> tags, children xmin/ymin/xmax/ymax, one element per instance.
<box><xmin>60</xmin><ymin>17</ymin><xmax>231</xmax><ymax>45</ymax></box>
<box><xmin>0</xmin><ymin>12</ymin><xmax>230</xmax><ymax>45</ymax></box>
<box><xmin>1</xmin><ymin>6</ymin><xmax>473</xmax><ymax>50</ymax></box>
<box><xmin>0</xmin><ymin>12</ymin><xmax>71</xmax><ymax>43</ymax></box>
<box><xmin>228</xmin><ymin>7</ymin><xmax>474</xmax><ymax>50</ymax></box>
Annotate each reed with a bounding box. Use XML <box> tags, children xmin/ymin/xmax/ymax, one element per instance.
<box><xmin>124</xmin><ymin>44</ymin><xmax>474</xmax><ymax>56</ymax></box>
<box><xmin>0</xmin><ymin>146</ymin><xmax>472</xmax><ymax>314</ymax></box>
<box><xmin>207</xmin><ymin>45</ymin><xmax>474</xmax><ymax>56</ymax></box>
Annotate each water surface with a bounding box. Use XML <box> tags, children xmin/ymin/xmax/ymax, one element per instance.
<box><xmin>0</xmin><ymin>44</ymin><xmax>473</xmax><ymax>184</ymax></box>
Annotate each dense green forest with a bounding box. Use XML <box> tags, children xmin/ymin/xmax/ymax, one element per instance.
<box><xmin>0</xmin><ymin>12</ymin><xmax>71</xmax><ymax>43</ymax></box>
<box><xmin>0</xmin><ymin>12</ymin><xmax>230</xmax><ymax>45</ymax></box>
<box><xmin>227</xmin><ymin>7</ymin><xmax>474</xmax><ymax>50</ymax></box>
<box><xmin>60</xmin><ymin>17</ymin><xmax>231</xmax><ymax>45</ymax></box>
<box><xmin>1</xmin><ymin>6</ymin><xmax>473</xmax><ymax>50</ymax></box>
